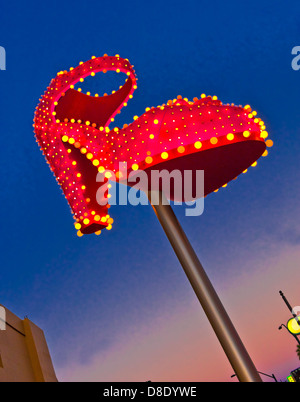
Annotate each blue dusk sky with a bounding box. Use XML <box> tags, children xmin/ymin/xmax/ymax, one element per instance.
<box><xmin>0</xmin><ymin>0</ymin><xmax>300</xmax><ymax>382</ymax></box>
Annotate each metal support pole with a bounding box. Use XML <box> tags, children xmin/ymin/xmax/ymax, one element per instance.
<box><xmin>279</xmin><ymin>290</ymin><xmax>300</xmax><ymax>326</ymax></box>
<box><xmin>148</xmin><ymin>190</ymin><xmax>262</xmax><ymax>382</ymax></box>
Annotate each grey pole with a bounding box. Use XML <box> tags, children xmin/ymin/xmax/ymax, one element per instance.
<box><xmin>148</xmin><ymin>190</ymin><xmax>262</xmax><ymax>382</ymax></box>
<box><xmin>279</xmin><ymin>290</ymin><xmax>300</xmax><ymax>326</ymax></box>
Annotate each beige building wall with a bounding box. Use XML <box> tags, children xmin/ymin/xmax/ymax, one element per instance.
<box><xmin>0</xmin><ymin>304</ymin><xmax>57</xmax><ymax>382</ymax></box>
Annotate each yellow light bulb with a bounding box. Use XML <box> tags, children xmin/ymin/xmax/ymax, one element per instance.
<box><xmin>287</xmin><ymin>316</ymin><xmax>300</xmax><ymax>335</ymax></box>
<box><xmin>145</xmin><ymin>156</ymin><xmax>153</xmax><ymax>164</ymax></box>
<box><xmin>260</xmin><ymin>131</ymin><xmax>268</xmax><ymax>139</ymax></box>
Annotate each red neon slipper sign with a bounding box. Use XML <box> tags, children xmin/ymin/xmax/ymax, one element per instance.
<box><xmin>34</xmin><ymin>55</ymin><xmax>272</xmax><ymax>236</ymax></box>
